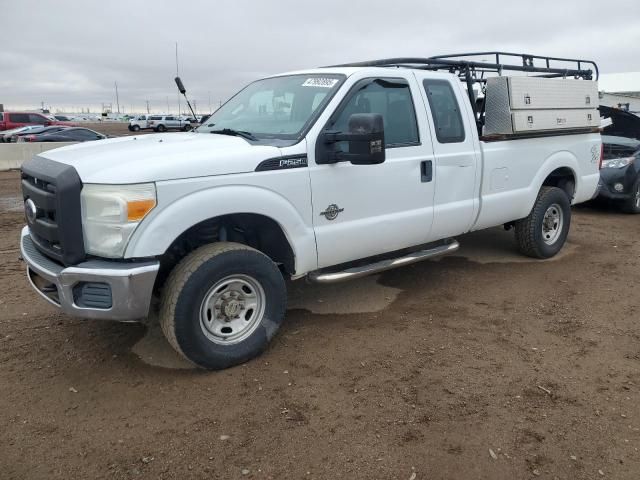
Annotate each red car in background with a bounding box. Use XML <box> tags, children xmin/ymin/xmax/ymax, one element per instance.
<box><xmin>0</xmin><ymin>112</ymin><xmax>73</xmax><ymax>131</ymax></box>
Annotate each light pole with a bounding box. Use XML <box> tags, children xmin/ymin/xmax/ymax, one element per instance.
<box><xmin>114</xmin><ymin>82</ymin><xmax>120</xmax><ymax>114</ymax></box>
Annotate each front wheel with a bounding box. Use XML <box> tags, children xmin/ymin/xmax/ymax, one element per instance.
<box><xmin>131</xmin><ymin>124</ymin><xmax>141</xmax><ymax>132</ymax></box>
<box><xmin>621</xmin><ymin>177</ymin><xmax>640</xmax><ymax>214</ymax></box>
<box><xmin>515</xmin><ymin>186</ymin><xmax>571</xmax><ymax>259</ymax></box>
<box><xmin>159</xmin><ymin>242</ymin><xmax>287</xmax><ymax>370</ymax></box>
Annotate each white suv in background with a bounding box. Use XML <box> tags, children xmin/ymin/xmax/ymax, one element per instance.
<box><xmin>147</xmin><ymin>115</ymin><xmax>192</xmax><ymax>132</ymax></box>
<box><xmin>128</xmin><ymin>115</ymin><xmax>150</xmax><ymax>132</ymax></box>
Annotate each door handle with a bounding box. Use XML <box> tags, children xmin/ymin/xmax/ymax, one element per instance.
<box><xmin>420</xmin><ymin>160</ymin><xmax>433</xmax><ymax>182</ymax></box>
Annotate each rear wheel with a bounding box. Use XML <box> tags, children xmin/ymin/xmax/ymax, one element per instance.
<box><xmin>621</xmin><ymin>177</ymin><xmax>640</xmax><ymax>214</ymax></box>
<box><xmin>515</xmin><ymin>186</ymin><xmax>571</xmax><ymax>259</ymax></box>
<box><xmin>159</xmin><ymin>242</ymin><xmax>287</xmax><ymax>370</ymax></box>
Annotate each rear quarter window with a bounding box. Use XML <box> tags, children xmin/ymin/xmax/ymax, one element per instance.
<box><xmin>10</xmin><ymin>113</ymin><xmax>31</xmax><ymax>123</ymax></box>
<box><xmin>423</xmin><ymin>80</ymin><xmax>466</xmax><ymax>144</ymax></box>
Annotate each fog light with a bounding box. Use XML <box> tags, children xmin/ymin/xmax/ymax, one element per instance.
<box><xmin>73</xmin><ymin>282</ymin><xmax>112</xmax><ymax>309</ymax></box>
<box><xmin>614</xmin><ymin>183</ymin><xmax>624</xmax><ymax>192</ymax></box>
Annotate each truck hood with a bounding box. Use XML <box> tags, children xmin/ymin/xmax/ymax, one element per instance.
<box><xmin>37</xmin><ymin>132</ymin><xmax>283</xmax><ymax>183</ymax></box>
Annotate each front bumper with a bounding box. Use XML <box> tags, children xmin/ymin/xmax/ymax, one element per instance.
<box><xmin>598</xmin><ymin>166</ymin><xmax>637</xmax><ymax>200</ymax></box>
<box><xmin>20</xmin><ymin>226</ymin><xmax>159</xmax><ymax>322</ymax></box>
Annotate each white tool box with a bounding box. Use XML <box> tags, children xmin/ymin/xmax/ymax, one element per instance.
<box><xmin>483</xmin><ymin>76</ymin><xmax>599</xmax><ymax>136</ymax></box>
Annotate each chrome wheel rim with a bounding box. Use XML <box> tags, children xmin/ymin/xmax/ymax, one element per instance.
<box><xmin>542</xmin><ymin>203</ymin><xmax>563</xmax><ymax>245</ymax></box>
<box><xmin>199</xmin><ymin>275</ymin><xmax>265</xmax><ymax>345</ymax></box>
<box><xmin>635</xmin><ymin>184</ymin><xmax>640</xmax><ymax>208</ymax></box>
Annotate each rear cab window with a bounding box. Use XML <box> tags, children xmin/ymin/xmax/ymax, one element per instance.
<box><xmin>423</xmin><ymin>80</ymin><xmax>466</xmax><ymax>143</ymax></box>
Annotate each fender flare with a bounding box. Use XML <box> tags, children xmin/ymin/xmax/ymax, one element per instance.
<box><xmin>524</xmin><ymin>150</ymin><xmax>580</xmax><ymax>212</ymax></box>
<box><xmin>124</xmin><ymin>185</ymin><xmax>317</xmax><ymax>275</ymax></box>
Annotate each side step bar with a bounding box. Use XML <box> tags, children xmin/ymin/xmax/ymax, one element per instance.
<box><xmin>308</xmin><ymin>240</ymin><xmax>459</xmax><ymax>284</ymax></box>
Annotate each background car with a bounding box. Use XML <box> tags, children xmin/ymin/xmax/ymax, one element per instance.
<box><xmin>128</xmin><ymin>115</ymin><xmax>150</xmax><ymax>132</ymax></box>
<box><xmin>54</xmin><ymin>115</ymin><xmax>72</xmax><ymax>121</ymax></box>
<box><xmin>0</xmin><ymin>125</ymin><xmax>43</xmax><ymax>142</ymax></box>
<box><xmin>147</xmin><ymin>115</ymin><xmax>192</xmax><ymax>132</ymax></box>
<box><xmin>597</xmin><ymin>106</ymin><xmax>640</xmax><ymax>213</ymax></box>
<box><xmin>598</xmin><ymin>135</ymin><xmax>640</xmax><ymax>213</ymax></box>
<box><xmin>18</xmin><ymin>127</ymin><xmax>106</xmax><ymax>143</ymax></box>
<box><xmin>7</xmin><ymin>125</ymin><xmax>71</xmax><ymax>143</ymax></box>
<box><xmin>0</xmin><ymin>111</ymin><xmax>72</xmax><ymax>130</ymax></box>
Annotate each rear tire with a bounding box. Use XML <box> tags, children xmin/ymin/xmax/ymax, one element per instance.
<box><xmin>621</xmin><ymin>177</ymin><xmax>640</xmax><ymax>214</ymax></box>
<box><xmin>159</xmin><ymin>242</ymin><xmax>287</xmax><ymax>370</ymax></box>
<box><xmin>515</xmin><ymin>186</ymin><xmax>571</xmax><ymax>259</ymax></box>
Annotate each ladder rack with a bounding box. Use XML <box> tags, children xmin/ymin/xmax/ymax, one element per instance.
<box><xmin>325</xmin><ymin>52</ymin><xmax>599</xmax><ymax>133</ymax></box>
<box><xmin>326</xmin><ymin>51</ymin><xmax>598</xmax><ymax>81</ymax></box>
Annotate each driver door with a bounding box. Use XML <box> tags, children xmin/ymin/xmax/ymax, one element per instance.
<box><xmin>308</xmin><ymin>75</ymin><xmax>437</xmax><ymax>269</ymax></box>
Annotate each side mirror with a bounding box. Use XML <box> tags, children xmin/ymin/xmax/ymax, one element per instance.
<box><xmin>317</xmin><ymin>113</ymin><xmax>385</xmax><ymax>165</ymax></box>
<box><xmin>175</xmin><ymin>76</ymin><xmax>186</xmax><ymax>94</ymax></box>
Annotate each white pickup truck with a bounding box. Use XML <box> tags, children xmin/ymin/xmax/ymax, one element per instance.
<box><xmin>19</xmin><ymin>52</ymin><xmax>602</xmax><ymax>369</ymax></box>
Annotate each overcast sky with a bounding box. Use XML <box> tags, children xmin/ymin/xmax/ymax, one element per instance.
<box><xmin>3</xmin><ymin>0</ymin><xmax>639</xmax><ymax>114</ymax></box>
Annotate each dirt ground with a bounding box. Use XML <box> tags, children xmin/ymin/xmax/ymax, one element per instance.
<box><xmin>1</xmin><ymin>169</ymin><xmax>639</xmax><ymax>480</ymax></box>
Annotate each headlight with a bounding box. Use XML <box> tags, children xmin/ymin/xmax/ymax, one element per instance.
<box><xmin>80</xmin><ymin>183</ymin><xmax>156</xmax><ymax>257</ymax></box>
<box><xmin>601</xmin><ymin>157</ymin><xmax>635</xmax><ymax>169</ymax></box>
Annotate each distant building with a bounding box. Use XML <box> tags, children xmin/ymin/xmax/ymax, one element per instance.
<box><xmin>599</xmin><ymin>72</ymin><xmax>640</xmax><ymax>114</ymax></box>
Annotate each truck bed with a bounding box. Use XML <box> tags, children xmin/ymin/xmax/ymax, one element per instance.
<box><xmin>472</xmin><ymin>132</ymin><xmax>601</xmax><ymax>231</ymax></box>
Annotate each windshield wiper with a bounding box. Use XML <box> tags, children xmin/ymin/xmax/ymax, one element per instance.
<box><xmin>210</xmin><ymin>128</ymin><xmax>257</xmax><ymax>141</ymax></box>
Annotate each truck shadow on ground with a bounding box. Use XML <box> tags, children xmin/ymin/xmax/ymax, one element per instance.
<box><xmin>131</xmin><ymin>226</ymin><xmax>578</xmax><ymax>370</ymax></box>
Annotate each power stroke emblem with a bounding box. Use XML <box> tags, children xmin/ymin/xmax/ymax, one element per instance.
<box><xmin>320</xmin><ymin>204</ymin><xmax>344</xmax><ymax>221</ymax></box>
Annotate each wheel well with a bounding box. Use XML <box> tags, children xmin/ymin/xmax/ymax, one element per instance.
<box><xmin>155</xmin><ymin>213</ymin><xmax>295</xmax><ymax>290</ymax></box>
<box><xmin>542</xmin><ymin>167</ymin><xmax>576</xmax><ymax>200</ymax></box>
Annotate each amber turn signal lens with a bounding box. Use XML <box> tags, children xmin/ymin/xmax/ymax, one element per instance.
<box><xmin>127</xmin><ymin>199</ymin><xmax>156</xmax><ymax>221</ymax></box>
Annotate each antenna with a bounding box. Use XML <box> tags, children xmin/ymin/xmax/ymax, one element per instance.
<box><xmin>175</xmin><ymin>42</ymin><xmax>181</xmax><ymax>117</ymax></box>
<box><xmin>174</xmin><ymin>76</ymin><xmax>197</xmax><ymax>122</ymax></box>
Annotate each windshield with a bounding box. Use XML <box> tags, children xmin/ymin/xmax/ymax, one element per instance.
<box><xmin>197</xmin><ymin>74</ymin><xmax>345</xmax><ymax>141</ymax></box>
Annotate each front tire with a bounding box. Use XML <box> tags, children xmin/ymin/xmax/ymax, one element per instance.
<box><xmin>131</xmin><ymin>124</ymin><xmax>140</xmax><ymax>132</ymax></box>
<box><xmin>156</xmin><ymin>124</ymin><xmax>167</xmax><ymax>132</ymax></box>
<box><xmin>159</xmin><ymin>242</ymin><xmax>287</xmax><ymax>370</ymax></box>
<box><xmin>515</xmin><ymin>186</ymin><xmax>571</xmax><ymax>259</ymax></box>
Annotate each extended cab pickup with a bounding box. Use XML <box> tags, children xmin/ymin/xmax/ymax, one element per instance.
<box><xmin>19</xmin><ymin>52</ymin><xmax>602</xmax><ymax>369</ymax></box>
<box><xmin>0</xmin><ymin>112</ymin><xmax>72</xmax><ymax>131</ymax></box>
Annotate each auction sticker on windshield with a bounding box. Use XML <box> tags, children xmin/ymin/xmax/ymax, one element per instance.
<box><xmin>302</xmin><ymin>78</ymin><xmax>339</xmax><ymax>88</ymax></box>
